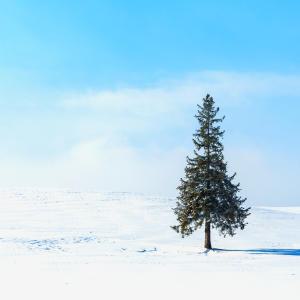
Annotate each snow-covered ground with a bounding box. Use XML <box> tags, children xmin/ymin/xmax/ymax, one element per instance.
<box><xmin>0</xmin><ymin>189</ymin><xmax>299</xmax><ymax>299</ymax></box>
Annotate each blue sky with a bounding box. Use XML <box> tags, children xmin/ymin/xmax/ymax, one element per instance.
<box><xmin>0</xmin><ymin>0</ymin><xmax>300</xmax><ymax>205</ymax></box>
<box><xmin>2</xmin><ymin>0</ymin><xmax>300</xmax><ymax>88</ymax></box>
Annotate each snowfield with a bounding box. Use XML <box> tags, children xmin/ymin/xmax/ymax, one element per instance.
<box><xmin>0</xmin><ymin>189</ymin><xmax>299</xmax><ymax>299</ymax></box>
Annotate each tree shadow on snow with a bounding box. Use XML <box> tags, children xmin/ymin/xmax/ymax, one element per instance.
<box><xmin>213</xmin><ymin>248</ymin><xmax>300</xmax><ymax>256</ymax></box>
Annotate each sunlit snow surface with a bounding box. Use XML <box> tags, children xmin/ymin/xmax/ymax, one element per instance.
<box><xmin>0</xmin><ymin>189</ymin><xmax>299</xmax><ymax>299</ymax></box>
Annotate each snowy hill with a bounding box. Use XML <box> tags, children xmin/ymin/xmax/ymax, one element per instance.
<box><xmin>0</xmin><ymin>189</ymin><xmax>299</xmax><ymax>299</ymax></box>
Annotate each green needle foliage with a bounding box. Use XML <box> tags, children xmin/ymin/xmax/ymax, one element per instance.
<box><xmin>172</xmin><ymin>94</ymin><xmax>250</xmax><ymax>249</ymax></box>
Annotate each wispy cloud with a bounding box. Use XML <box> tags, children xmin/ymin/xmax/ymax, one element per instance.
<box><xmin>1</xmin><ymin>71</ymin><xmax>300</xmax><ymax>204</ymax></box>
<box><xmin>0</xmin><ymin>138</ymin><xmax>187</xmax><ymax>195</ymax></box>
<box><xmin>61</xmin><ymin>71</ymin><xmax>300</xmax><ymax>111</ymax></box>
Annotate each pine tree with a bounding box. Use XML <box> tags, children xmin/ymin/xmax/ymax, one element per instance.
<box><xmin>172</xmin><ymin>94</ymin><xmax>250</xmax><ymax>249</ymax></box>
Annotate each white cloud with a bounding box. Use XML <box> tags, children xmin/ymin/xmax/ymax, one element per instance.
<box><xmin>0</xmin><ymin>138</ymin><xmax>187</xmax><ymax>196</ymax></box>
<box><xmin>225</xmin><ymin>146</ymin><xmax>300</xmax><ymax>206</ymax></box>
<box><xmin>2</xmin><ymin>137</ymin><xmax>298</xmax><ymax>205</ymax></box>
<box><xmin>57</xmin><ymin>70</ymin><xmax>300</xmax><ymax>142</ymax></box>
<box><xmin>58</xmin><ymin>70</ymin><xmax>300</xmax><ymax>203</ymax></box>
<box><xmin>1</xmin><ymin>70</ymin><xmax>300</xmax><ymax>204</ymax></box>
<box><xmin>61</xmin><ymin>71</ymin><xmax>300</xmax><ymax>113</ymax></box>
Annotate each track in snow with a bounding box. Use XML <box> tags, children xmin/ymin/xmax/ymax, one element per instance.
<box><xmin>0</xmin><ymin>189</ymin><xmax>298</xmax><ymax>271</ymax></box>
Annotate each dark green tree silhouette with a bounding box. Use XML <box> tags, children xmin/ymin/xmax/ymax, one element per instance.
<box><xmin>172</xmin><ymin>94</ymin><xmax>250</xmax><ymax>249</ymax></box>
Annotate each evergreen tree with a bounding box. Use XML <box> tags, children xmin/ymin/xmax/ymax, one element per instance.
<box><xmin>172</xmin><ymin>94</ymin><xmax>250</xmax><ymax>249</ymax></box>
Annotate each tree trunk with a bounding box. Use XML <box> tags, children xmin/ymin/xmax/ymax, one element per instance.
<box><xmin>204</xmin><ymin>219</ymin><xmax>212</xmax><ymax>249</ymax></box>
